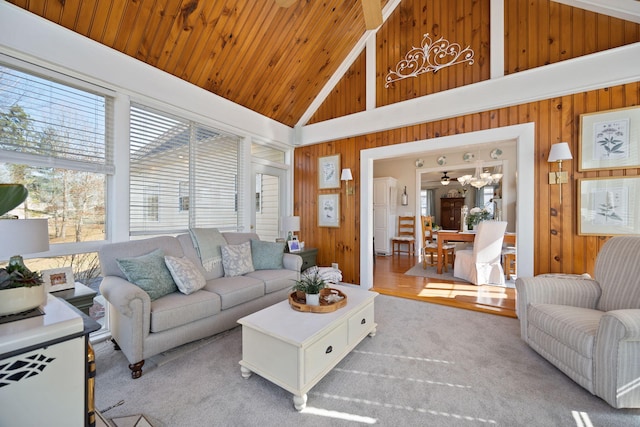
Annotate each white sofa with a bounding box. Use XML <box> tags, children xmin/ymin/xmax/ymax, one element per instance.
<box><xmin>99</xmin><ymin>232</ymin><xmax>301</xmax><ymax>378</ymax></box>
<box><xmin>515</xmin><ymin>236</ymin><xmax>640</xmax><ymax>408</ymax></box>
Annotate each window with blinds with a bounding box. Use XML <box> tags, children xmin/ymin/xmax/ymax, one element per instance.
<box><xmin>129</xmin><ymin>104</ymin><xmax>242</xmax><ymax>235</ymax></box>
<box><xmin>0</xmin><ymin>61</ymin><xmax>112</xmax><ymax>244</ymax></box>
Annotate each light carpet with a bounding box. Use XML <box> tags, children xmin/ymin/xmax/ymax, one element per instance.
<box><xmin>93</xmin><ymin>295</ymin><xmax>639</xmax><ymax>426</ymax></box>
<box><xmin>404</xmin><ymin>263</ymin><xmax>516</xmax><ymax>288</ymax></box>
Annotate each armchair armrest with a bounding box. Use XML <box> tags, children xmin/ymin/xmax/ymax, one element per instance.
<box><xmin>515</xmin><ymin>274</ymin><xmax>601</xmax><ymax>340</ymax></box>
<box><xmin>594</xmin><ymin>309</ymin><xmax>640</xmax><ymax>408</ymax></box>
<box><xmin>283</xmin><ymin>253</ymin><xmax>303</xmax><ymax>272</ymax></box>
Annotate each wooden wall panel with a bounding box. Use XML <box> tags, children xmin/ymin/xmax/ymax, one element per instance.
<box><xmin>295</xmin><ymin>82</ymin><xmax>640</xmax><ymax>284</ymax></box>
<box><xmin>375</xmin><ymin>0</ymin><xmax>491</xmax><ymax>107</ymax></box>
<box><xmin>504</xmin><ymin>0</ymin><xmax>640</xmax><ymax>75</ymax></box>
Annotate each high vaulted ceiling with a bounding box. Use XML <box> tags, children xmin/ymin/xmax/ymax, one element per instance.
<box><xmin>5</xmin><ymin>0</ymin><xmax>390</xmax><ymax>128</ymax></box>
<box><xmin>6</xmin><ymin>0</ymin><xmax>640</xmax><ymax>130</ymax></box>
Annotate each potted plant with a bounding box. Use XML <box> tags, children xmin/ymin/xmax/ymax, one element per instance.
<box><xmin>0</xmin><ymin>184</ymin><xmax>48</xmax><ymax>316</ymax></box>
<box><xmin>292</xmin><ymin>270</ymin><xmax>327</xmax><ymax>306</ymax></box>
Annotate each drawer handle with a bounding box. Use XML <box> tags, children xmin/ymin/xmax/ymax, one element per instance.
<box><xmin>361</xmin><ymin>318</ymin><xmax>366</xmax><ymax>325</ymax></box>
<box><xmin>325</xmin><ymin>346</ymin><xmax>333</xmax><ymax>354</ymax></box>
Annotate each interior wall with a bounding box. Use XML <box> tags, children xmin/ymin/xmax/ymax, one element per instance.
<box><xmin>293</xmin><ymin>1</ymin><xmax>640</xmax><ymax>285</ymax></box>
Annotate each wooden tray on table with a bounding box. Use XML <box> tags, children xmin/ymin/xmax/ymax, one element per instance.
<box><xmin>289</xmin><ymin>287</ymin><xmax>347</xmax><ymax>313</ymax></box>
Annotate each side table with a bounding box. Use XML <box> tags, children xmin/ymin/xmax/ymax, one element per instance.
<box><xmin>52</xmin><ymin>282</ymin><xmax>97</xmax><ymax>316</ymax></box>
<box><xmin>295</xmin><ymin>247</ymin><xmax>318</xmax><ymax>272</ymax></box>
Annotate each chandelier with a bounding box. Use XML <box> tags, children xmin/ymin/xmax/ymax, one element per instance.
<box><xmin>457</xmin><ymin>162</ymin><xmax>503</xmax><ymax>189</ymax></box>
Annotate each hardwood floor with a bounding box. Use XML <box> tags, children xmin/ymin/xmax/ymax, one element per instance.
<box><xmin>372</xmin><ymin>253</ymin><xmax>517</xmax><ymax>318</ymax></box>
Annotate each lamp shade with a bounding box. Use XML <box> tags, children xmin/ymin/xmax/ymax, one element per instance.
<box><xmin>340</xmin><ymin>168</ymin><xmax>353</xmax><ymax>181</ymax></box>
<box><xmin>281</xmin><ymin>216</ymin><xmax>300</xmax><ymax>233</ymax></box>
<box><xmin>0</xmin><ymin>218</ymin><xmax>50</xmax><ymax>261</ymax></box>
<box><xmin>548</xmin><ymin>142</ymin><xmax>573</xmax><ymax>162</ymax></box>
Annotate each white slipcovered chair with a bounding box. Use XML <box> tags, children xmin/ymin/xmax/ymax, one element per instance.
<box><xmin>453</xmin><ymin>220</ymin><xmax>507</xmax><ymax>285</ymax></box>
<box><xmin>516</xmin><ymin>236</ymin><xmax>640</xmax><ymax>408</ymax></box>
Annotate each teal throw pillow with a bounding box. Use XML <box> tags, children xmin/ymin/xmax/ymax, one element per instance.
<box><xmin>117</xmin><ymin>249</ymin><xmax>178</xmax><ymax>301</ymax></box>
<box><xmin>250</xmin><ymin>239</ymin><xmax>285</xmax><ymax>270</ymax></box>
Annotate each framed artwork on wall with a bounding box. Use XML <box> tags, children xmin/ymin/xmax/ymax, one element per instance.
<box><xmin>578</xmin><ymin>176</ymin><xmax>640</xmax><ymax>236</ymax></box>
<box><xmin>318</xmin><ymin>154</ymin><xmax>341</xmax><ymax>189</ymax></box>
<box><xmin>42</xmin><ymin>266</ymin><xmax>76</xmax><ymax>292</ymax></box>
<box><xmin>318</xmin><ymin>193</ymin><xmax>340</xmax><ymax>227</ymax></box>
<box><xmin>579</xmin><ymin>106</ymin><xmax>640</xmax><ymax>171</ymax></box>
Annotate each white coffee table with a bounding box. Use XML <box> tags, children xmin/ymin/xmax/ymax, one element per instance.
<box><xmin>238</xmin><ymin>284</ymin><xmax>378</xmax><ymax>410</ymax></box>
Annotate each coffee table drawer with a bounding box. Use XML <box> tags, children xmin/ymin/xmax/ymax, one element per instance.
<box><xmin>348</xmin><ymin>302</ymin><xmax>375</xmax><ymax>345</ymax></box>
<box><xmin>304</xmin><ymin>322</ymin><xmax>348</xmax><ymax>383</ymax></box>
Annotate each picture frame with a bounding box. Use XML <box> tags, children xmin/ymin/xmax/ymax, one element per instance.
<box><xmin>287</xmin><ymin>240</ymin><xmax>301</xmax><ymax>252</ymax></box>
<box><xmin>42</xmin><ymin>267</ymin><xmax>76</xmax><ymax>292</ymax></box>
<box><xmin>318</xmin><ymin>154</ymin><xmax>341</xmax><ymax>189</ymax></box>
<box><xmin>579</xmin><ymin>106</ymin><xmax>640</xmax><ymax>171</ymax></box>
<box><xmin>318</xmin><ymin>193</ymin><xmax>340</xmax><ymax>227</ymax></box>
<box><xmin>578</xmin><ymin>176</ymin><xmax>640</xmax><ymax>236</ymax></box>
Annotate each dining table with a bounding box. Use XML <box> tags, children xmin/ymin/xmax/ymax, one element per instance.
<box><xmin>435</xmin><ymin>230</ymin><xmax>516</xmax><ymax>274</ymax></box>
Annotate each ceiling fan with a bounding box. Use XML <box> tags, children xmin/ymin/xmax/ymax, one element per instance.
<box><xmin>275</xmin><ymin>0</ymin><xmax>383</xmax><ymax>30</ymax></box>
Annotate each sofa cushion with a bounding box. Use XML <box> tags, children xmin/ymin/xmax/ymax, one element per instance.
<box><xmin>150</xmin><ymin>290</ymin><xmax>221</xmax><ymax>333</ymax></box>
<box><xmin>116</xmin><ymin>249</ymin><xmax>178</xmax><ymax>301</ymax></box>
<box><xmin>250</xmin><ymin>239</ymin><xmax>285</xmax><ymax>270</ymax></box>
<box><xmin>246</xmin><ymin>269</ymin><xmax>298</xmax><ymax>294</ymax></box>
<box><xmin>165</xmin><ymin>256</ymin><xmax>207</xmax><ymax>295</ymax></box>
<box><xmin>204</xmin><ymin>276</ymin><xmax>265</xmax><ymax>310</ymax></box>
<box><xmin>221</xmin><ymin>241</ymin><xmax>255</xmax><ymax>277</ymax></box>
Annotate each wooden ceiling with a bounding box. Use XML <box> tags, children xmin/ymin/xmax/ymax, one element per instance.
<box><xmin>7</xmin><ymin>0</ymin><xmax>387</xmax><ymax>127</ymax></box>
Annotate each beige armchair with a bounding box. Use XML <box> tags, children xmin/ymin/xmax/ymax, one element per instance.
<box><xmin>516</xmin><ymin>236</ymin><xmax>640</xmax><ymax>408</ymax></box>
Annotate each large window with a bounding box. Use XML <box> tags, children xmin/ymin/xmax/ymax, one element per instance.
<box><xmin>129</xmin><ymin>104</ymin><xmax>243</xmax><ymax>235</ymax></box>
<box><xmin>0</xmin><ymin>61</ymin><xmax>113</xmax><ymax>245</ymax></box>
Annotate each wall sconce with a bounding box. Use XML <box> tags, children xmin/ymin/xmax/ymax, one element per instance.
<box><xmin>341</xmin><ymin>168</ymin><xmax>354</xmax><ymax>195</ymax></box>
<box><xmin>548</xmin><ymin>142</ymin><xmax>573</xmax><ymax>204</ymax></box>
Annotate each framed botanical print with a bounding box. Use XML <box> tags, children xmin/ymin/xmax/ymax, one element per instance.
<box><xmin>318</xmin><ymin>154</ymin><xmax>341</xmax><ymax>189</ymax></box>
<box><xmin>318</xmin><ymin>193</ymin><xmax>340</xmax><ymax>227</ymax></box>
<box><xmin>578</xmin><ymin>176</ymin><xmax>640</xmax><ymax>236</ymax></box>
<box><xmin>579</xmin><ymin>106</ymin><xmax>640</xmax><ymax>171</ymax></box>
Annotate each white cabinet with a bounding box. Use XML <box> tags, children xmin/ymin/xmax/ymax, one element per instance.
<box><xmin>0</xmin><ymin>296</ymin><xmax>87</xmax><ymax>427</ymax></box>
<box><xmin>373</xmin><ymin>177</ymin><xmax>398</xmax><ymax>255</ymax></box>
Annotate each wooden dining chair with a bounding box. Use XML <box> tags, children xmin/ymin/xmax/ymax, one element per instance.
<box><xmin>392</xmin><ymin>216</ymin><xmax>416</xmax><ymax>256</ymax></box>
<box><xmin>421</xmin><ymin>215</ymin><xmax>455</xmax><ymax>271</ymax></box>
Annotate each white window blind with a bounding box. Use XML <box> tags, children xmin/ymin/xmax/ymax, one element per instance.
<box><xmin>0</xmin><ymin>63</ymin><xmax>113</xmax><ymax>174</ymax></box>
<box><xmin>130</xmin><ymin>104</ymin><xmax>242</xmax><ymax>235</ymax></box>
<box><xmin>0</xmin><ymin>61</ymin><xmax>112</xmax><ymax>244</ymax></box>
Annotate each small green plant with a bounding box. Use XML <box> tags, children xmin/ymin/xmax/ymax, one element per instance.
<box><xmin>0</xmin><ymin>263</ymin><xmax>43</xmax><ymax>289</ymax></box>
<box><xmin>292</xmin><ymin>270</ymin><xmax>326</xmax><ymax>295</ymax></box>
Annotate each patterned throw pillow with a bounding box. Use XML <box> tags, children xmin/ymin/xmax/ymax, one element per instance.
<box><xmin>250</xmin><ymin>239</ymin><xmax>285</xmax><ymax>270</ymax></box>
<box><xmin>116</xmin><ymin>249</ymin><xmax>177</xmax><ymax>301</ymax></box>
<box><xmin>164</xmin><ymin>256</ymin><xmax>207</xmax><ymax>295</ymax></box>
<box><xmin>221</xmin><ymin>241</ymin><xmax>255</xmax><ymax>277</ymax></box>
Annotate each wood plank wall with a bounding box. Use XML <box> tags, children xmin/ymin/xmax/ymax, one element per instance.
<box><xmin>295</xmin><ymin>0</ymin><xmax>640</xmax><ymax>285</ymax></box>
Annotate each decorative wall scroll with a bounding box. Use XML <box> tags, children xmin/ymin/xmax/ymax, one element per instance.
<box><xmin>318</xmin><ymin>154</ymin><xmax>341</xmax><ymax>189</ymax></box>
<box><xmin>579</xmin><ymin>106</ymin><xmax>640</xmax><ymax>171</ymax></box>
<box><xmin>385</xmin><ymin>33</ymin><xmax>474</xmax><ymax>87</ymax></box>
<box><xmin>578</xmin><ymin>176</ymin><xmax>640</xmax><ymax>236</ymax></box>
<box><xmin>318</xmin><ymin>193</ymin><xmax>340</xmax><ymax>227</ymax></box>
